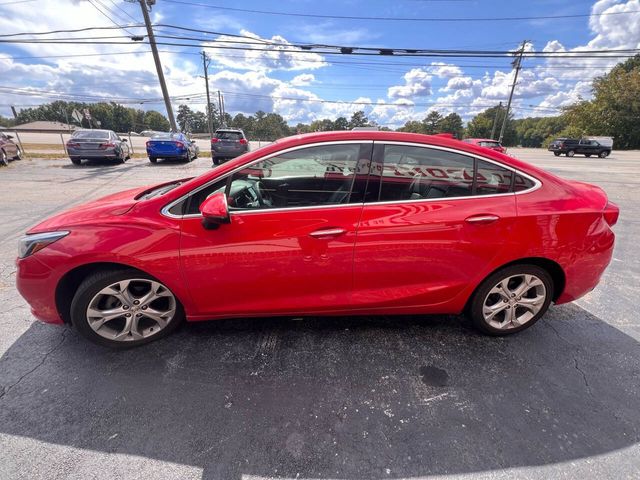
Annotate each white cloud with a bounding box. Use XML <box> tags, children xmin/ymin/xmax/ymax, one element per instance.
<box><xmin>206</xmin><ymin>30</ymin><xmax>328</xmax><ymax>72</ymax></box>
<box><xmin>428</xmin><ymin>62</ymin><xmax>463</xmax><ymax>78</ymax></box>
<box><xmin>388</xmin><ymin>68</ymin><xmax>432</xmax><ymax>99</ymax></box>
<box><xmin>290</xmin><ymin>73</ymin><xmax>315</xmax><ymax>87</ymax></box>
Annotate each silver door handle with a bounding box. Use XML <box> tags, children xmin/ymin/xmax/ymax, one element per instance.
<box><xmin>465</xmin><ymin>215</ymin><xmax>500</xmax><ymax>224</ymax></box>
<box><xmin>309</xmin><ymin>228</ymin><xmax>346</xmax><ymax>238</ymax></box>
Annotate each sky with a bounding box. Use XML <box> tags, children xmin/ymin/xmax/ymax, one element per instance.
<box><xmin>0</xmin><ymin>0</ymin><xmax>639</xmax><ymax>128</ymax></box>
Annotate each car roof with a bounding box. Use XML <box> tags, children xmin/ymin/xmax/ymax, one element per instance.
<box><xmin>216</xmin><ymin>128</ymin><xmax>243</xmax><ymax>133</ymax></box>
<box><xmin>464</xmin><ymin>138</ymin><xmax>500</xmax><ymax>142</ymax></box>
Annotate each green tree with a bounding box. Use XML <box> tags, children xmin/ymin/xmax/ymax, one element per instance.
<box><xmin>177</xmin><ymin>104</ymin><xmax>194</xmax><ymax>132</ymax></box>
<box><xmin>466</xmin><ymin>105</ymin><xmax>517</xmax><ymax>145</ymax></box>
<box><xmin>423</xmin><ymin>111</ymin><xmax>443</xmax><ymax>134</ymax></box>
<box><xmin>348</xmin><ymin>110</ymin><xmax>369</xmax><ymax>129</ymax></box>
<box><xmin>436</xmin><ymin>113</ymin><xmax>463</xmax><ymax>138</ymax></box>
<box><xmin>333</xmin><ymin>116</ymin><xmax>349</xmax><ymax>130</ymax></box>
<box><xmin>562</xmin><ymin>55</ymin><xmax>640</xmax><ymax>148</ymax></box>
<box><xmin>144</xmin><ymin>110</ymin><xmax>170</xmax><ymax>131</ymax></box>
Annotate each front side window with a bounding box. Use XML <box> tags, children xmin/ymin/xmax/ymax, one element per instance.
<box><xmin>180</xmin><ymin>143</ymin><xmax>369</xmax><ymax>215</ymax></box>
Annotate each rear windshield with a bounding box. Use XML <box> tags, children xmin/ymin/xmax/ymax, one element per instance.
<box><xmin>216</xmin><ymin>131</ymin><xmax>243</xmax><ymax>140</ymax></box>
<box><xmin>72</xmin><ymin>130</ymin><xmax>110</xmax><ymax>140</ymax></box>
<box><xmin>151</xmin><ymin>133</ymin><xmax>180</xmax><ymax>140</ymax></box>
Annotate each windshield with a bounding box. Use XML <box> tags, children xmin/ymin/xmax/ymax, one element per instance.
<box><xmin>72</xmin><ymin>130</ymin><xmax>110</xmax><ymax>140</ymax></box>
<box><xmin>137</xmin><ymin>181</ymin><xmax>184</xmax><ymax>200</ymax></box>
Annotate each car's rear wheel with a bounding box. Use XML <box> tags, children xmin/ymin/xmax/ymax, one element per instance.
<box><xmin>0</xmin><ymin>149</ymin><xmax>8</xmax><ymax>166</ymax></box>
<box><xmin>585</xmin><ymin>154</ymin><xmax>591</xmax><ymax>158</ymax></box>
<box><xmin>70</xmin><ymin>157</ymin><xmax>82</xmax><ymax>165</ymax></box>
<box><xmin>14</xmin><ymin>146</ymin><xmax>23</xmax><ymax>160</ymax></box>
<box><xmin>70</xmin><ymin>269</ymin><xmax>184</xmax><ymax>348</ymax></box>
<box><xmin>566</xmin><ymin>150</ymin><xmax>575</xmax><ymax>157</ymax></box>
<box><xmin>599</xmin><ymin>151</ymin><xmax>609</xmax><ymax>158</ymax></box>
<box><xmin>468</xmin><ymin>265</ymin><xmax>553</xmax><ymax>336</ymax></box>
<box><xmin>149</xmin><ymin>157</ymin><xmax>158</xmax><ymax>164</ymax></box>
<box><xmin>553</xmin><ymin>152</ymin><xmax>560</xmax><ymax>157</ymax></box>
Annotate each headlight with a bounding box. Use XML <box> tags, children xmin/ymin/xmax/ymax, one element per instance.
<box><xmin>18</xmin><ymin>231</ymin><xmax>70</xmax><ymax>258</ymax></box>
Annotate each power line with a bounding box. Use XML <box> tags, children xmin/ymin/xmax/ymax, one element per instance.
<box><xmin>162</xmin><ymin>0</ymin><xmax>640</xmax><ymax>23</ymax></box>
<box><xmin>86</xmin><ymin>0</ymin><xmax>136</xmax><ymax>36</ymax></box>
<box><xmin>1</xmin><ymin>36</ymin><xmax>638</xmax><ymax>59</ymax></box>
<box><xmin>106</xmin><ymin>0</ymin><xmax>140</xmax><ymax>24</ymax></box>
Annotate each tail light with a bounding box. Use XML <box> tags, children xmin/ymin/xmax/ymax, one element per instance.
<box><xmin>146</xmin><ymin>141</ymin><xmax>151</xmax><ymax>148</ymax></box>
<box><xmin>603</xmin><ymin>201</ymin><xmax>619</xmax><ymax>227</ymax></box>
<box><xmin>238</xmin><ymin>138</ymin><xmax>247</xmax><ymax>144</ymax></box>
<box><xmin>66</xmin><ymin>142</ymin><xmax>80</xmax><ymax>148</ymax></box>
<box><xmin>211</xmin><ymin>138</ymin><xmax>219</xmax><ymax>143</ymax></box>
<box><xmin>99</xmin><ymin>142</ymin><xmax>116</xmax><ymax>149</ymax></box>
<box><xmin>174</xmin><ymin>141</ymin><xmax>184</xmax><ymax>148</ymax></box>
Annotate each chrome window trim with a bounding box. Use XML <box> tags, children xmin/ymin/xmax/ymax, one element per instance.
<box><xmin>161</xmin><ymin>139</ymin><xmax>541</xmax><ymax>219</ymax></box>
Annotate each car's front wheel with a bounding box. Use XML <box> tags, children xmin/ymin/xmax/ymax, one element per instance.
<box><xmin>70</xmin><ymin>269</ymin><xmax>184</xmax><ymax>348</ymax></box>
<box><xmin>14</xmin><ymin>146</ymin><xmax>23</xmax><ymax>160</ymax></box>
<box><xmin>0</xmin><ymin>149</ymin><xmax>8</xmax><ymax>166</ymax></box>
<box><xmin>468</xmin><ymin>265</ymin><xmax>553</xmax><ymax>336</ymax></box>
<box><xmin>599</xmin><ymin>151</ymin><xmax>609</xmax><ymax>158</ymax></box>
<box><xmin>553</xmin><ymin>152</ymin><xmax>560</xmax><ymax>157</ymax></box>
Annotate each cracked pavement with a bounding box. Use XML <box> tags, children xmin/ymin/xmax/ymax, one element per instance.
<box><xmin>0</xmin><ymin>150</ymin><xmax>639</xmax><ymax>480</ymax></box>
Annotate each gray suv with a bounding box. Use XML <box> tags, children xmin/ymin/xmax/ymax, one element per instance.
<box><xmin>211</xmin><ymin>128</ymin><xmax>249</xmax><ymax>165</ymax></box>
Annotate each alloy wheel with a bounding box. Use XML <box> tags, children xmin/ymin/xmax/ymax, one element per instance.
<box><xmin>0</xmin><ymin>150</ymin><xmax>7</xmax><ymax>166</ymax></box>
<box><xmin>482</xmin><ymin>274</ymin><xmax>547</xmax><ymax>330</ymax></box>
<box><xmin>86</xmin><ymin>278</ymin><xmax>177</xmax><ymax>342</ymax></box>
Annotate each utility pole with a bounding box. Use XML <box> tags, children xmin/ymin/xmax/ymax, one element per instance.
<box><xmin>498</xmin><ymin>41</ymin><xmax>527</xmax><ymax>144</ymax></box>
<box><xmin>490</xmin><ymin>101</ymin><xmax>502</xmax><ymax>140</ymax></box>
<box><xmin>217</xmin><ymin>90</ymin><xmax>223</xmax><ymax>126</ymax></box>
<box><xmin>137</xmin><ymin>0</ymin><xmax>177</xmax><ymax>131</ymax></box>
<box><xmin>201</xmin><ymin>51</ymin><xmax>213</xmax><ymax>138</ymax></box>
<box><xmin>220</xmin><ymin>93</ymin><xmax>226</xmax><ymax>126</ymax></box>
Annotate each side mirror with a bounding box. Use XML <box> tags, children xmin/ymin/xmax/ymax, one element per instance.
<box><xmin>200</xmin><ymin>192</ymin><xmax>230</xmax><ymax>230</ymax></box>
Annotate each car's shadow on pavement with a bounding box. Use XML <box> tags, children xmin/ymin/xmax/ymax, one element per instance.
<box><xmin>1</xmin><ymin>304</ymin><xmax>639</xmax><ymax>479</ymax></box>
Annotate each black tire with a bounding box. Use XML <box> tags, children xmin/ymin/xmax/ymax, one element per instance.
<box><xmin>185</xmin><ymin>151</ymin><xmax>192</xmax><ymax>163</ymax></box>
<box><xmin>14</xmin><ymin>146</ymin><xmax>23</xmax><ymax>160</ymax></box>
<box><xmin>70</xmin><ymin>268</ymin><xmax>185</xmax><ymax>348</ymax></box>
<box><xmin>212</xmin><ymin>156</ymin><xmax>220</xmax><ymax>166</ymax></box>
<box><xmin>599</xmin><ymin>150</ymin><xmax>609</xmax><ymax>158</ymax></box>
<box><xmin>585</xmin><ymin>154</ymin><xmax>591</xmax><ymax>158</ymax></box>
<box><xmin>566</xmin><ymin>150</ymin><xmax>575</xmax><ymax>157</ymax></box>
<box><xmin>149</xmin><ymin>157</ymin><xmax>158</xmax><ymax>164</ymax></box>
<box><xmin>553</xmin><ymin>152</ymin><xmax>560</xmax><ymax>157</ymax></box>
<box><xmin>467</xmin><ymin>264</ymin><xmax>554</xmax><ymax>336</ymax></box>
<box><xmin>0</xmin><ymin>149</ymin><xmax>8</xmax><ymax>166</ymax></box>
<box><xmin>70</xmin><ymin>157</ymin><xmax>82</xmax><ymax>165</ymax></box>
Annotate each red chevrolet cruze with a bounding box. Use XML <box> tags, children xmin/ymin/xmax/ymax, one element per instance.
<box><xmin>16</xmin><ymin>131</ymin><xmax>618</xmax><ymax>348</ymax></box>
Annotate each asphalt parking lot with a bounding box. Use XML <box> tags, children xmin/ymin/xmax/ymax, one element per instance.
<box><xmin>0</xmin><ymin>149</ymin><xmax>639</xmax><ymax>480</ymax></box>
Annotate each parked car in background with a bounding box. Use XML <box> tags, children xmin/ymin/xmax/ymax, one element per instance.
<box><xmin>0</xmin><ymin>131</ymin><xmax>22</xmax><ymax>166</ymax></box>
<box><xmin>66</xmin><ymin>129</ymin><xmax>130</xmax><ymax>165</ymax></box>
<box><xmin>548</xmin><ymin>138</ymin><xmax>611</xmax><ymax>158</ymax></box>
<box><xmin>16</xmin><ymin>130</ymin><xmax>618</xmax><ymax>348</ymax></box>
<box><xmin>146</xmin><ymin>132</ymin><xmax>198</xmax><ymax>164</ymax></box>
<box><xmin>462</xmin><ymin>138</ymin><xmax>506</xmax><ymax>153</ymax></box>
<box><xmin>211</xmin><ymin>128</ymin><xmax>249</xmax><ymax>165</ymax></box>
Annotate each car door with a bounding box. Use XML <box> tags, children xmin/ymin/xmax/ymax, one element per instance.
<box><xmin>177</xmin><ymin>141</ymin><xmax>372</xmax><ymax>317</ymax></box>
<box><xmin>352</xmin><ymin>142</ymin><xmax>520</xmax><ymax>311</ymax></box>
<box><xmin>1</xmin><ymin>133</ymin><xmax>17</xmax><ymax>157</ymax></box>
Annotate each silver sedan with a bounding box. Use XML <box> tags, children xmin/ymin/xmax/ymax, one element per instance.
<box><xmin>66</xmin><ymin>129</ymin><xmax>130</xmax><ymax>165</ymax></box>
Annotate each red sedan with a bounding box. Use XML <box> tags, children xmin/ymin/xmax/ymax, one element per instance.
<box><xmin>463</xmin><ymin>138</ymin><xmax>506</xmax><ymax>153</ymax></box>
<box><xmin>16</xmin><ymin>131</ymin><xmax>618</xmax><ymax>348</ymax></box>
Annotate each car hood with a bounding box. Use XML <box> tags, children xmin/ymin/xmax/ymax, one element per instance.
<box><xmin>26</xmin><ymin>179</ymin><xmax>187</xmax><ymax>234</ymax></box>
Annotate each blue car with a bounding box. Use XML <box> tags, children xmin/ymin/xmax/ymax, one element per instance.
<box><xmin>146</xmin><ymin>132</ymin><xmax>198</xmax><ymax>164</ymax></box>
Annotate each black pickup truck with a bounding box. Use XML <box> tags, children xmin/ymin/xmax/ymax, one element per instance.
<box><xmin>548</xmin><ymin>138</ymin><xmax>611</xmax><ymax>158</ymax></box>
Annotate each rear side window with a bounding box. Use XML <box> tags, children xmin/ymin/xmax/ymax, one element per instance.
<box><xmin>372</xmin><ymin>145</ymin><xmax>475</xmax><ymax>202</ymax></box>
<box><xmin>366</xmin><ymin>144</ymin><xmax>536</xmax><ymax>202</ymax></box>
<box><xmin>216</xmin><ymin>131</ymin><xmax>243</xmax><ymax>140</ymax></box>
